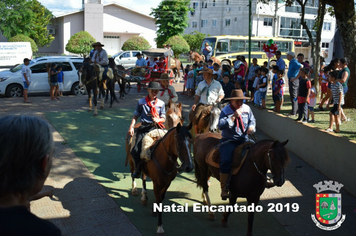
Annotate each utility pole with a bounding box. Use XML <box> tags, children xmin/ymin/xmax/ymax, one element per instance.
<box><xmin>273</xmin><ymin>0</ymin><xmax>278</xmax><ymax>37</ymax></box>
<box><xmin>248</xmin><ymin>0</ymin><xmax>252</xmax><ymax>66</ymax></box>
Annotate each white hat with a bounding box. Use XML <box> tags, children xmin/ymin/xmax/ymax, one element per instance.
<box><xmin>287</xmin><ymin>51</ymin><xmax>295</xmax><ymax>57</ymax></box>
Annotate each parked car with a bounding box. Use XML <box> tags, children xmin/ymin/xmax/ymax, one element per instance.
<box><xmin>113</xmin><ymin>51</ymin><xmax>143</xmax><ymax>68</ymax></box>
<box><xmin>0</xmin><ymin>56</ymin><xmax>85</xmax><ymax>97</ymax></box>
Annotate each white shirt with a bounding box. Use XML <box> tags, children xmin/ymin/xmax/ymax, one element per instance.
<box><xmin>259</xmin><ymin>76</ymin><xmax>268</xmax><ymax>92</ymax></box>
<box><xmin>21</xmin><ymin>65</ymin><xmax>31</xmax><ymax>82</ymax></box>
<box><xmin>196</xmin><ymin>79</ymin><xmax>225</xmax><ymax>105</ymax></box>
<box><xmin>158</xmin><ymin>85</ymin><xmax>178</xmax><ymax>105</ymax></box>
<box><xmin>213</xmin><ymin>68</ymin><xmax>222</xmax><ymax>80</ymax></box>
<box><xmin>92</xmin><ymin>49</ymin><xmax>108</xmax><ymax>66</ymax></box>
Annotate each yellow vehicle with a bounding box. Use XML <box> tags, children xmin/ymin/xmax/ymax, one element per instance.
<box><xmin>201</xmin><ymin>35</ymin><xmax>294</xmax><ymax>67</ymax></box>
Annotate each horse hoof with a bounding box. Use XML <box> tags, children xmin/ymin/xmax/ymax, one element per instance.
<box><xmin>221</xmin><ymin>219</ymin><xmax>228</xmax><ymax>228</ymax></box>
<box><xmin>94</xmin><ymin>114</ymin><xmax>98</xmax><ymax>117</ymax></box>
<box><xmin>131</xmin><ymin>189</ymin><xmax>138</xmax><ymax>196</ymax></box>
<box><xmin>141</xmin><ymin>200</ymin><xmax>148</xmax><ymax>206</ymax></box>
<box><xmin>209</xmin><ymin>213</ymin><xmax>215</xmax><ymax>221</ymax></box>
<box><xmin>100</xmin><ymin>106</ymin><xmax>104</xmax><ymax>110</ymax></box>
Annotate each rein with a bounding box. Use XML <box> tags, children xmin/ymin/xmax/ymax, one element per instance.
<box><xmin>249</xmin><ymin>144</ymin><xmax>275</xmax><ymax>181</ymax></box>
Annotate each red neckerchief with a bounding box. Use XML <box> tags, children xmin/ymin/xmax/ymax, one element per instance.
<box><xmin>160</xmin><ymin>85</ymin><xmax>174</xmax><ymax>98</ymax></box>
<box><xmin>145</xmin><ymin>95</ymin><xmax>165</xmax><ymax>129</ymax></box>
<box><xmin>229</xmin><ymin>104</ymin><xmax>245</xmax><ymax>132</ymax></box>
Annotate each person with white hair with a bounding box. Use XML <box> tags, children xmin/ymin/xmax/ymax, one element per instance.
<box><xmin>0</xmin><ymin>115</ymin><xmax>61</xmax><ymax>235</ymax></box>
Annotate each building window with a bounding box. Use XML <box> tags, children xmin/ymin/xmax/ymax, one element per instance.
<box><xmin>192</xmin><ymin>21</ymin><xmax>198</xmax><ymax>28</ymax></box>
<box><xmin>213</xmin><ymin>0</ymin><xmax>216</xmax><ymax>7</ymax></box>
<box><xmin>226</xmin><ymin>0</ymin><xmax>229</xmax><ymax>5</ymax></box>
<box><xmin>212</xmin><ymin>19</ymin><xmax>217</xmax><ymax>27</ymax></box>
<box><xmin>323</xmin><ymin>22</ymin><xmax>331</xmax><ymax>31</ymax></box>
<box><xmin>225</xmin><ymin>19</ymin><xmax>230</xmax><ymax>27</ymax></box>
<box><xmin>192</xmin><ymin>2</ymin><xmax>197</xmax><ymax>9</ymax></box>
<box><xmin>201</xmin><ymin>19</ymin><xmax>208</xmax><ymax>28</ymax></box>
<box><xmin>322</xmin><ymin>42</ymin><xmax>329</xmax><ymax>48</ymax></box>
<box><xmin>264</xmin><ymin>18</ymin><xmax>273</xmax><ymax>26</ymax></box>
<box><xmin>202</xmin><ymin>1</ymin><xmax>204</xmax><ymax>8</ymax></box>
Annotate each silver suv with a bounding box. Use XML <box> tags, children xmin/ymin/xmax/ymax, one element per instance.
<box><xmin>113</xmin><ymin>51</ymin><xmax>142</xmax><ymax>68</ymax></box>
<box><xmin>0</xmin><ymin>56</ymin><xmax>85</xmax><ymax>97</ymax></box>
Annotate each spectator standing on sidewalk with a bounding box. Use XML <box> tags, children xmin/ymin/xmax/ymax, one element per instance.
<box><xmin>245</xmin><ymin>58</ymin><xmax>260</xmax><ymax>97</ymax></box>
<box><xmin>308</xmin><ymin>79</ymin><xmax>317</xmax><ymax>123</ymax></box>
<box><xmin>295</xmin><ymin>68</ymin><xmax>311</xmax><ymax>123</ymax></box>
<box><xmin>287</xmin><ymin>51</ymin><xmax>303</xmax><ymax>117</ymax></box>
<box><xmin>21</xmin><ymin>58</ymin><xmax>32</xmax><ymax>103</ymax></box>
<box><xmin>275</xmin><ymin>51</ymin><xmax>285</xmax><ymax>73</ymax></box>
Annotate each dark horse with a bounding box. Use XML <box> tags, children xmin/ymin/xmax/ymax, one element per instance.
<box><xmin>125</xmin><ymin>123</ymin><xmax>194</xmax><ymax>235</ymax></box>
<box><xmin>194</xmin><ymin>132</ymin><xmax>289</xmax><ymax>236</ymax></box>
<box><xmin>79</xmin><ymin>58</ymin><xmax>105</xmax><ymax>116</ymax></box>
<box><xmin>108</xmin><ymin>58</ymin><xmax>127</xmax><ymax>100</ymax></box>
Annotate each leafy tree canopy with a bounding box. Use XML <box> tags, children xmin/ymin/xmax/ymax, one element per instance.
<box><xmin>121</xmin><ymin>35</ymin><xmax>151</xmax><ymax>51</ymax></box>
<box><xmin>8</xmin><ymin>34</ymin><xmax>38</xmax><ymax>53</ymax></box>
<box><xmin>150</xmin><ymin>0</ymin><xmax>192</xmax><ymax>47</ymax></box>
<box><xmin>183</xmin><ymin>31</ymin><xmax>207</xmax><ymax>52</ymax></box>
<box><xmin>65</xmin><ymin>31</ymin><xmax>96</xmax><ymax>57</ymax></box>
<box><xmin>165</xmin><ymin>35</ymin><xmax>190</xmax><ymax>58</ymax></box>
<box><xmin>0</xmin><ymin>0</ymin><xmax>54</xmax><ymax>47</ymax></box>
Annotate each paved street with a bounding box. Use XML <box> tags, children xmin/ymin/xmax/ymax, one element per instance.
<box><xmin>0</xmin><ymin>81</ymin><xmax>355</xmax><ymax>236</ymax></box>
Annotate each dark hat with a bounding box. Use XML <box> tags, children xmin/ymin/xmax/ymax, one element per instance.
<box><xmin>225</xmin><ymin>89</ymin><xmax>251</xmax><ymax>100</ymax></box>
<box><xmin>92</xmin><ymin>42</ymin><xmax>104</xmax><ymax>47</ymax></box>
<box><xmin>23</xmin><ymin>58</ymin><xmax>31</xmax><ymax>62</ymax></box>
<box><xmin>208</xmin><ymin>59</ymin><xmax>213</xmax><ymax>63</ymax></box>
<box><xmin>199</xmin><ymin>68</ymin><xmax>213</xmax><ymax>75</ymax></box>
<box><xmin>147</xmin><ymin>82</ymin><xmax>163</xmax><ymax>90</ymax></box>
<box><xmin>157</xmin><ymin>73</ymin><xmax>170</xmax><ymax>80</ymax></box>
<box><xmin>136</xmin><ymin>52</ymin><xmax>142</xmax><ymax>56</ymax></box>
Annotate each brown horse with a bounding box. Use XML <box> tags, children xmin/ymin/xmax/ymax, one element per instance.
<box><xmin>170</xmin><ymin>58</ymin><xmax>184</xmax><ymax>82</ymax></box>
<box><xmin>125</xmin><ymin>123</ymin><xmax>193</xmax><ymax>235</ymax></box>
<box><xmin>189</xmin><ymin>51</ymin><xmax>221</xmax><ymax>65</ymax></box>
<box><xmin>189</xmin><ymin>103</ymin><xmax>221</xmax><ymax>134</ymax></box>
<box><xmin>165</xmin><ymin>101</ymin><xmax>184</xmax><ymax>129</ymax></box>
<box><xmin>194</xmin><ymin>132</ymin><xmax>289</xmax><ymax>236</ymax></box>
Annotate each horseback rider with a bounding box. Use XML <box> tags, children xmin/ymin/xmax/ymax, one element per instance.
<box><xmin>92</xmin><ymin>42</ymin><xmax>109</xmax><ymax>89</ymax></box>
<box><xmin>190</xmin><ymin>68</ymin><xmax>224</xmax><ymax>128</ymax></box>
<box><xmin>218</xmin><ymin>89</ymin><xmax>256</xmax><ymax>200</ymax></box>
<box><xmin>132</xmin><ymin>52</ymin><xmax>148</xmax><ymax>76</ymax></box>
<box><xmin>166</xmin><ymin>44</ymin><xmax>174</xmax><ymax>58</ymax></box>
<box><xmin>157</xmin><ymin>73</ymin><xmax>178</xmax><ymax>107</ymax></box>
<box><xmin>128</xmin><ymin>82</ymin><xmax>166</xmax><ymax>178</ymax></box>
<box><xmin>203</xmin><ymin>42</ymin><xmax>212</xmax><ymax>63</ymax></box>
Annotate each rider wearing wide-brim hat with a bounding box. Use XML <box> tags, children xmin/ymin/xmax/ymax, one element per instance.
<box><xmin>132</xmin><ymin>52</ymin><xmax>148</xmax><ymax>76</ymax></box>
<box><xmin>128</xmin><ymin>82</ymin><xmax>166</xmax><ymax>178</ymax></box>
<box><xmin>91</xmin><ymin>42</ymin><xmax>109</xmax><ymax>89</ymax></box>
<box><xmin>217</xmin><ymin>89</ymin><xmax>256</xmax><ymax>200</ymax></box>
<box><xmin>157</xmin><ymin>73</ymin><xmax>178</xmax><ymax>107</ymax></box>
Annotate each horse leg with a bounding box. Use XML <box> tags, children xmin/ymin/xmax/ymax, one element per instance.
<box><xmin>246</xmin><ymin>197</ymin><xmax>259</xmax><ymax>236</ymax></box>
<box><xmin>88</xmin><ymin>92</ymin><xmax>92</xmax><ymax>112</ymax></box>
<box><xmin>221</xmin><ymin>195</ymin><xmax>237</xmax><ymax>228</ymax></box>
<box><xmin>154</xmin><ymin>184</ymin><xmax>170</xmax><ymax>236</ymax></box>
<box><xmin>93</xmin><ymin>90</ymin><xmax>98</xmax><ymax>116</ymax></box>
<box><xmin>202</xmin><ymin>191</ymin><xmax>215</xmax><ymax>220</ymax></box>
<box><xmin>100</xmin><ymin>89</ymin><xmax>105</xmax><ymax>109</ymax></box>
<box><xmin>141</xmin><ymin>174</ymin><xmax>148</xmax><ymax>206</ymax></box>
<box><xmin>131</xmin><ymin>177</ymin><xmax>138</xmax><ymax>196</ymax></box>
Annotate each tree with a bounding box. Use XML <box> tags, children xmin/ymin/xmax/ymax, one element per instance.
<box><xmin>150</xmin><ymin>0</ymin><xmax>192</xmax><ymax>47</ymax></box>
<box><xmin>0</xmin><ymin>0</ymin><xmax>54</xmax><ymax>47</ymax></box>
<box><xmin>65</xmin><ymin>31</ymin><xmax>96</xmax><ymax>57</ymax></box>
<box><xmin>183</xmin><ymin>31</ymin><xmax>207</xmax><ymax>52</ymax></box>
<box><xmin>165</xmin><ymin>35</ymin><xmax>190</xmax><ymax>58</ymax></box>
<box><xmin>28</xmin><ymin>0</ymin><xmax>54</xmax><ymax>47</ymax></box>
<box><xmin>323</xmin><ymin>0</ymin><xmax>356</xmax><ymax>108</ymax></box>
<box><xmin>8</xmin><ymin>34</ymin><xmax>38</xmax><ymax>53</ymax></box>
<box><xmin>121</xmin><ymin>35</ymin><xmax>151</xmax><ymax>51</ymax></box>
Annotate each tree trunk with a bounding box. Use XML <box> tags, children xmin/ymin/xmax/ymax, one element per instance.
<box><xmin>324</xmin><ymin>0</ymin><xmax>356</xmax><ymax>108</ymax></box>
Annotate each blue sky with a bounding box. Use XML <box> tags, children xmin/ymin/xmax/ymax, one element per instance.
<box><xmin>38</xmin><ymin>0</ymin><xmax>161</xmax><ymax>16</ymax></box>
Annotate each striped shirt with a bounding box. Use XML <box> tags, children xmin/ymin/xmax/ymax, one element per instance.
<box><xmin>331</xmin><ymin>81</ymin><xmax>344</xmax><ymax>105</ymax></box>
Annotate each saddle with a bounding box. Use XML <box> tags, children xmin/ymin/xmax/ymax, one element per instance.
<box><xmin>94</xmin><ymin>64</ymin><xmax>114</xmax><ymax>81</ymax></box>
<box><xmin>206</xmin><ymin>142</ymin><xmax>253</xmax><ymax>175</ymax></box>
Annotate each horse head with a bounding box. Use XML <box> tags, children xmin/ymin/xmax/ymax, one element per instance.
<box><xmin>166</xmin><ymin>101</ymin><xmax>184</xmax><ymax>129</ymax></box>
<box><xmin>209</xmin><ymin>103</ymin><xmax>221</xmax><ymax>133</ymax></box>
<box><xmin>108</xmin><ymin>58</ymin><xmax>116</xmax><ymax>69</ymax></box>
<box><xmin>268</xmin><ymin>140</ymin><xmax>290</xmax><ymax>187</ymax></box>
<box><xmin>80</xmin><ymin>57</ymin><xmax>96</xmax><ymax>85</ymax></box>
<box><xmin>175</xmin><ymin>123</ymin><xmax>194</xmax><ymax>173</ymax></box>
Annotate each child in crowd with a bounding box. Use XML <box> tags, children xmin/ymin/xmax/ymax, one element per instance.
<box><xmin>57</xmin><ymin>66</ymin><xmax>64</xmax><ymax>97</ymax></box>
<box><xmin>257</xmin><ymin>67</ymin><xmax>268</xmax><ymax>109</ymax></box>
<box><xmin>273</xmin><ymin>70</ymin><xmax>285</xmax><ymax>113</ymax></box>
<box><xmin>222</xmin><ymin>65</ymin><xmax>231</xmax><ymax>81</ymax></box>
<box><xmin>187</xmin><ymin>64</ymin><xmax>195</xmax><ymax>97</ymax></box>
<box><xmin>325</xmin><ymin>71</ymin><xmax>344</xmax><ymax>133</ymax></box>
<box><xmin>233</xmin><ymin>56</ymin><xmax>245</xmax><ymax>90</ymax></box>
<box><xmin>320</xmin><ymin>69</ymin><xmax>329</xmax><ymax>102</ymax></box>
<box><xmin>308</xmin><ymin>79</ymin><xmax>316</xmax><ymax>123</ymax></box>
<box><xmin>295</xmin><ymin>68</ymin><xmax>311</xmax><ymax>123</ymax></box>
<box><xmin>253</xmin><ymin>68</ymin><xmax>261</xmax><ymax>105</ymax></box>
<box><xmin>182</xmin><ymin>64</ymin><xmax>190</xmax><ymax>95</ymax></box>
<box><xmin>212</xmin><ymin>74</ymin><xmax>218</xmax><ymax>80</ymax></box>
<box><xmin>220</xmin><ymin>75</ymin><xmax>235</xmax><ymax>103</ymax></box>
<box><xmin>207</xmin><ymin>59</ymin><xmax>214</xmax><ymax>69</ymax></box>
<box><xmin>50</xmin><ymin>63</ymin><xmax>59</xmax><ymax>101</ymax></box>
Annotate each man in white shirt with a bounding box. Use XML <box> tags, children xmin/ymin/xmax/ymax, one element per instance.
<box><xmin>190</xmin><ymin>68</ymin><xmax>225</xmax><ymax>126</ymax></box>
<box><xmin>157</xmin><ymin>73</ymin><xmax>178</xmax><ymax>107</ymax></box>
<box><xmin>92</xmin><ymin>42</ymin><xmax>109</xmax><ymax>88</ymax></box>
<box><xmin>21</xmin><ymin>58</ymin><xmax>32</xmax><ymax>103</ymax></box>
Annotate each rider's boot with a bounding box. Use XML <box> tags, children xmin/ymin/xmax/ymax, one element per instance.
<box><xmin>131</xmin><ymin>160</ymin><xmax>142</xmax><ymax>178</ymax></box>
<box><xmin>220</xmin><ymin>173</ymin><xmax>230</xmax><ymax>200</ymax></box>
<box><xmin>102</xmin><ymin>80</ymin><xmax>107</xmax><ymax>90</ymax></box>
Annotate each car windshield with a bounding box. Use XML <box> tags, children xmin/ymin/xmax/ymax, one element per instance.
<box><xmin>10</xmin><ymin>61</ymin><xmax>35</xmax><ymax>73</ymax></box>
<box><xmin>112</xmin><ymin>52</ymin><xmax>122</xmax><ymax>58</ymax></box>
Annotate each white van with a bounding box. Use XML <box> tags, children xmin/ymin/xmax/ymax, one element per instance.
<box><xmin>0</xmin><ymin>42</ymin><xmax>32</xmax><ymax>69</ymax></box>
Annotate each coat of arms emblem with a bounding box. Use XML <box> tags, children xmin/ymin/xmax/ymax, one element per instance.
<box><xmin>311</xmin><ymin>180</ymin><xmax>346</xmax><ymax>230</ymax></box>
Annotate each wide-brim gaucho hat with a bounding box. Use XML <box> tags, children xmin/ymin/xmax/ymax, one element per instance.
<box><xmin>92</xmin><ymin>42</ymin><xmax>104</xmax><ymax>47</ymax></box>
<box><xmin>147</xmin><ymin>82</ymin><xmax>164</xmax><ymax>90</ymax></box>
<box><xmin>199</xmin><ymin>68</ymin><xmax>213</xmax><ymax>75</ymax></box>
<box><xmin>224</xmin><ymin>89</ymin><xmax>251</xmax><ymax>100</ymax></box>
<box><xmin>157</xmin><ymin>73</ymin><xmax>170</xmax><ymax>81</ymax></box>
